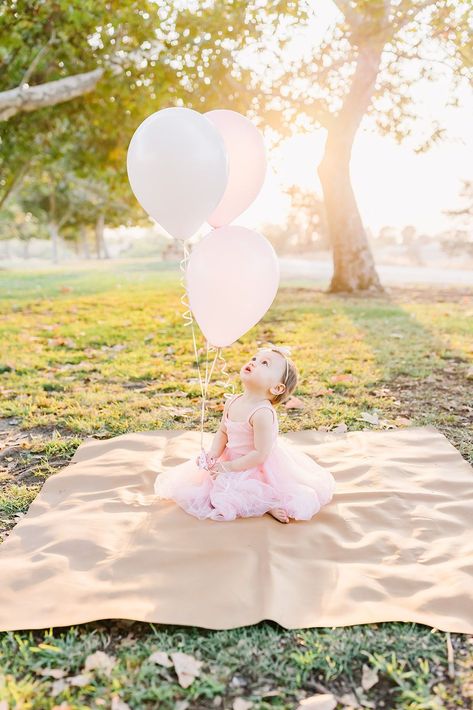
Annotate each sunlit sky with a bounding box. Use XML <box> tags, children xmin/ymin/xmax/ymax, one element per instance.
<box><xmin>209</xmin><ymin>0</ymin><xmax>473</xmax><ymax>237</ymax></box>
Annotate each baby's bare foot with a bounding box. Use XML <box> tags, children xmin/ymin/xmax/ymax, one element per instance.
<box><xmin>268</xmin><ymin>507</ymin><xmax>290</xmax><ymax>523</ymax></box>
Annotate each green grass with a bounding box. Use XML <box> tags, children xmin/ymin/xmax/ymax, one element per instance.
<box><xmin>0</xmin><ymin>259</ymin><xmax>472</xmax><ymax>708</ymax></box>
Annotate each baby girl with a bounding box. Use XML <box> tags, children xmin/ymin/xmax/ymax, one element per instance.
<box><xmin>152</xmin><ymin>344</ymin><xmax>336</xmax><ymax>523</ymax></box>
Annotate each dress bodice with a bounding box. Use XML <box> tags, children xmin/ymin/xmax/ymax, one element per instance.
<box><xmin>224</xmin><ymin>393</ymin><xmax>278</xmax><ymax>456</ymax></box>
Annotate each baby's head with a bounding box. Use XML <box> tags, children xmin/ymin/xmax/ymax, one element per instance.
<box><xmin>240</xmin><ymin>344</ymin><xmax>298</xmax><ymax>406</ymax></box>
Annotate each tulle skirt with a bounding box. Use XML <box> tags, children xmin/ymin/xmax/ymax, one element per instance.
<box><xmin>151</xmin><ymin>438</ymin><xmax>336</xmax><ymax>522</ymax></box>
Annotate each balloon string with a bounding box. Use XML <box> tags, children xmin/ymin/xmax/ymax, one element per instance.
<box><xmin>216</xmin><ymin>346</ymin><xmax>235</xmax><ymax>400</ymax></box>
<box><xmin>199</xmin><ymin>341</ymin><xmax>220</xmax><ymax>450</ymax></box>
<box><xmin>179</xmin><ymin>240</ymin><xmax>204</xmax><ymax>399</ymax></box>
<box><xmin>179</xmin><ymin>240</ymin><xmax>223</xmax><ymax>451</ymax></box>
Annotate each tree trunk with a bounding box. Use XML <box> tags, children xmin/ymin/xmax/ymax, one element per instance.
<box><xmin>48</xmin><ymin>222</ymin><xmax>59</xmax><ymax>263</ymax></box>
<box><xmin>80</xmin><ymin>224</ymin><xmax>90</xmax><ymax>259</ymax></box>
<box><xmin>95</xmin><ymin>213</ymin><xmax>109</xmax><ymax>259</ymax></box>
<box><xmin>318</xmin><ymin>44</ymin><xmax>384</xmax><ymax>293</ymax></box>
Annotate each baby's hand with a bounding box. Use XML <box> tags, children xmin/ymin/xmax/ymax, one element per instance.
<box><xmin>211</xmin><ymin>462</ymin><xmax>230</xmax><ymax>475</ymax></box>
<box><xmin>195</xmin><ymin>450</ymin><xmax>216</xmax><ymax>470</ymax></box>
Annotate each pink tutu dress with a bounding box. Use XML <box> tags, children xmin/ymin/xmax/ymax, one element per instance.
<box><xmin>152</xmin><ymin>393</ymin><xmax>336</xmax><ymax>522</ymax></box>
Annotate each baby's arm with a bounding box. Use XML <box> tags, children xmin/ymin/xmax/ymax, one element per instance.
<box><xmin>222</xmin><ymin>408</ymin><xmax>274</xmax><ymax>473</ymax></box>
<box><xmin>206</xmin><ymin>398</ymin><xmax>230</xmax><ymax>460</ymax></box>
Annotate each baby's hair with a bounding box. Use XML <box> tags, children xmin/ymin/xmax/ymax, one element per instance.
<box><xmin>257</xmin><ymin>344</ymin><xmax>298</xmax><ymax>406</ymax></box>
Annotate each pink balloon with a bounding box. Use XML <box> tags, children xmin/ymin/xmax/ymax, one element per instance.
<box><xmin>205</xmin><ymin>110</ymin><xmax>266</xmax><ymax>228</ymax></box>
<box><xmin>186</xmin><ymin>225</ymin><xmax>280</xmax><ymax>348</ymax></box>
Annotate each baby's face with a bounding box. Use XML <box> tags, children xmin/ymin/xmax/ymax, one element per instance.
<box><xmin>240</xmin><ymin>349</ymin><xmax>286</xmax><ymax>397</ymax></box>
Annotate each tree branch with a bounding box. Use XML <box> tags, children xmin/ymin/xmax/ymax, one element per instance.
<box><xmin>20</xmin><ymin>31</ymin><xmax>57</xmax><ymax>86</ymax></box>
<box><xmin>0</xmin><ymin>67</ymin><xmax>104</xmax><ymax>121</ymax></box>
<box><xmin>332</xmin><ymin>0</ymin><xmax>365</xmax><ymax>29</ymax></box>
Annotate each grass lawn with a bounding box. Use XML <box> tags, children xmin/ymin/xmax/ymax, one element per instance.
<box><xmin>0</xmin><ymin>258</ymin><xmax>472</xmax><ymax>709</ymax></box>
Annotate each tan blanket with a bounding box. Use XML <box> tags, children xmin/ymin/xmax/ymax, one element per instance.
<box><xmin>0</xmin><ymin>425</ymin><xmax>472</xmax><ymax>633</ymax></box>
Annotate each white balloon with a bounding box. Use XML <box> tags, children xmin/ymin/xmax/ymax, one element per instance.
<box><xmin>126</xmin><ymin>107</ymin><xmax>229</xmax><ymax>241</ymax></box>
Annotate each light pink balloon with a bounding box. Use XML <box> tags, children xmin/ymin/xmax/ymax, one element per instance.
<box><xmin>205</xmin><ymin>109</ymin><xmax>266</xmax><ymax>228</ymax></box>
<box><xmin>186</xmin><ymin>225</ymin><xmax>280</xmax><ymax>348</ymax></box>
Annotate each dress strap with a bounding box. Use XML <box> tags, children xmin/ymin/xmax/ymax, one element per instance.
<box><xmin>246</xmin><ymin>403</ymin><xmax>276</xmax><ymax>425</ymax></box>
<box><xmin>225</xmin><ymin>393</ymin><xmax>243</xmax><ymax>419</ymax></box>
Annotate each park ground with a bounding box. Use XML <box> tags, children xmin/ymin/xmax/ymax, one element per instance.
<box><xmin>0</xmin><ymin>257</ymin><xmax>472</xmax><ymax>709</ymax></box>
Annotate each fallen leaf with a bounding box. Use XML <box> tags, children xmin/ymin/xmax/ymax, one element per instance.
<box><xmin>314</xmin><ymin>388</ymin><xmax>334</xmax><ymax>397</ymax></box>
<box><xmin>296</xmin><ymin>693</ymin><xmax>338</xmax><ymax>709</ymax></box>
<box><xmin>284</xmin><ymin>396</ymin><xmax>305</xmax><ymax>409</ymax></box>
<box><xmin>361</xmin><ymin>663</ymin><xmax>379</xmax><ymax>691</ymax></box>
<box><xmin>50</xmin><ymin>678</ymin><xmax>69</xmax><ymax>696</ymax></box>
<box><xmin>331</xmin><ymin>422</ymin><xmax>348</xmax><ymax>433</ymax></box>
<box><xmin>331</xmin><ymin>373</ymin><xmax>356</xmax><ymax>383</ymax></box>
<box><xmin>118</xmin><ymin>633</ymin><xmax>136</xmax><ymax>649</ymax></box>
<box><xmin>84</xmin><ymin>650</ymin><xmax>116</xmax><ymax>677</ymax></box>
<box><xmin>36</xmin><ymin>668</ymin><xmax>67</xmax><ymax>679</ymax></box>
<box><xmin>68</xmin><ymin>673</ymin><xmax>92</xmax><ymax>687</ymax></box>
<box><xmin>393</xmin><ymin>416</ymin><xmax>412</xmax><ymax>426</ymax></box>
<box><xmin>170</xmin><ymin>651</ymin><xmax>204</xmax><ymax>688</ymax></box>
<box><xmin>338</xmin><ymin>691</ymin><xmax>361</xmax><ymax>707</ymax></box>
<box><xmin>358</xmin><ymin>412</ymin><xmax>379</xmax><ymax>425</ymax></box>
<box><xmin>47</xmin><ymin>337</ymin><xmax>76</xmax><ymax>348</ymax></box>
<box><xmin>149</xmin><ymin>650</ymin><xmax>173</xmax><ymax>667</ymax></box>
<box><xmin>111</xmin><ymin>695</ymin><xmax>131</xmax><ymax>710</ymax></box>
<box><xmin>233</xmin><ymin>700</ymin><xmax>253</xmax><ymax>710</ymax></box>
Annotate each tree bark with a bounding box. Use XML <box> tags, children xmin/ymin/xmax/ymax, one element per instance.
<box><xmin>48</xmin><ymin>191</ymin><xmax>59</xmax><ymax>263</ymax></box>
<box><xmin>80</xmin><ymin>224</ymin><xmax>90</xmax><ymax>259</ymax></box>
<box><xmin>95</xmin><ymin>212</ymin><xmax>110</xmax><ymax>259</ymax></box>
<box><xmin>95</xmin><ymin>213</ymin><xmax>109</xmax><ymax>259</ymax></box>
<box><xmin>48</xmin><ymin>222</ymin><xmax>59</xmax><ymax>263</ymax></box>
<box><xmin>318</xmin><ymin>43</ymin><xmax>385</xmax><ymax>293</ymax></box>
<box><xmin>0</xmin><ymin>68</ymin><xmax>103</xmax><ymax>121</ymax></box>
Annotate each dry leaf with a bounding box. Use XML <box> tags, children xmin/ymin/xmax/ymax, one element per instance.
<box><xmin>361</xmin><ymin>663</ymin><xmax>379</xmax><ymax>691</ymax></box>
<box><xmin>338</xmin><ymin>691</ymin><xmax>361</xmax><ymax>707</ymax></box>
<box><xmin>175</xmin><ymin>701</ymin><xmax>190</xmax><ymax>710</ymax></box>
<box><xmin>358</xmin><ymin>412</ymin><xmax>379</xmax><ymax>425</ymax></box>
<box><xmin>331</xmin><ymin>422</ymin><xmax>348</xmax><ymax>433</ymax></box>
<box><xmin>233</xmin><ymin>699</ymin><xmax>253</xmax><ymax>710</ymax></box>
<box><xmin>284</xmin><ymin>396</ymin><xmax>305</xmax><ymax>409</ymax></box>
<box><xmin>111</xmin><ymin>695</ymin><xmax>131</xmax><ymax>710</ymax></box>
<box><xmin>47</xmin><ymin>337</ymin><xmax>76</xmax><ymax>348</ymax></box>
<box><xmin>84</xmin><ymin>650</ymin><xmax>116</xmax><ymax>677</ymax></box>
<box><xmin>50</xmin><ymin>678</ymin><xmax>69</xmax><ymax>696</ymax></box>
<box><xmin>68</xmin><ymin>673</ymin><xmax>92</xmax><ymax>687</ymax></box>
<box><xmin>393</xmin><ymin>416</ymin><xmax>412</xmax><ymax>426</ymax></box>
<box><xmin>296</xmin><ymin>693</ymin><xmax>338</xmax><ymax>709</ymax></box>
<box><xmin>170</xmin><ymin>651</ymin><xmax>204</xmax><ymax>688</ymax></box>
<box><xmin>331</xmin><ymin>374</ymin><xmax>356</xmax><ymax>383</ymax></box>
<box><xmin>36</xmin><ymin>668</ymin><xmax>67</xmax><ymax>679</ymax></box>
<box><xmin>149</xmin><ymin>650</ymin><xmax>173</xmax><ymax>667</ymax></box>
<box><xmin>118</xmin><ymin>633</ymin><xmax>136</xmax><ymax>649</ymax></box>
